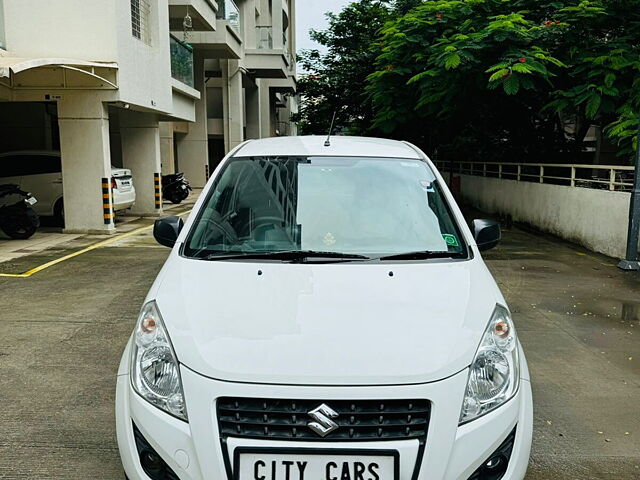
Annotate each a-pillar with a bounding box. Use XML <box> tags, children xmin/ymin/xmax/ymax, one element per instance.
<box><xmin>222</xmin><ymin>59</ymin><xmax>245</xmax><ymax>152</ymax></box>
<box><xmin>177</xmin><ymin>53</ymin><xmax>208</xmax><ymax>187</ymax></box>
<box><xmin>160</xmin><ymin>122</ymin><xmax>176</xmax><ymax>175</ymax></box>
<box><xmin>120</xmin><ymin>110</ymin><xmax>163</xmax><ymax>216</ymax></box>
<box><xmin>58</xmin><ymin>96</ymin><xmax>115</xmax><ymax>234</ymax></box>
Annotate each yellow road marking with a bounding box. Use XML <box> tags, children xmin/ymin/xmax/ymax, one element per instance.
<box><xmin>574</xmin><ymin>252</ymin><xmax>615</xmax><ymax>267</ymax></box>
<box><xmin>0</xmin><ymin>210</ymin><xmax>191</xmax><ymax>278</ymax></box>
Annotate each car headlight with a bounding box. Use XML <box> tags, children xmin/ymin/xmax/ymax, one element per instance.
<box><xmin>130</xmin><ymin>301</ymin><xmax>188</xmax><ymax>421</ymax></box>
<box><xmin>459</xmin><ymin>305</ymin><xmax>520</xmax><ymax>424</ymax></box>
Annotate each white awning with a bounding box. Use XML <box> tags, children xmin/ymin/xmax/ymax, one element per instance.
<box><xmin>0</xmin><ymin>57</ymin><xmax>118</xmax><ymax>76</ymax></box>
<box><xmin>0</xmin><ymin>57</ymin><xmax>119</xmax><ymax>89</ymax></box>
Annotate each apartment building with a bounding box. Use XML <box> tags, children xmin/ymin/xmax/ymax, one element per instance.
<box><xmin>169</xmin><ymin>0</ymin><xmax>297</xmax><ymax>187</ymax></box>
<box><xmin>0</xmin><ymin>0</ymin><xmax>297</xmax><ymax>234</ymax></box>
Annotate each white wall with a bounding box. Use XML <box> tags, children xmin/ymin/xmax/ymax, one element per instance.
<box><xmin>4</xmin><ymin>0</ymin><xmax>176</xmax><ymax>114</ymax></box>
<box><xmin>458</xmin><ymin>175</ymin><xmax>631</xmax><ymax>259</ymax></box>
<box><xmin>3</xmin><ymin>0</ymin><xmax>118</xmax><ymax>60</ymax></box>
<box><xmin>114</xmin><ymin>0</ymin><xmax>174</xmax><ymax>114</ymax></box>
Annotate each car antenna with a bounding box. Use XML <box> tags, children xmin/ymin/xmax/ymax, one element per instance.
<box><xmin>324</xmin><ymin>110</ymin><xmax>338</xmax><ymax>147</ymax></box>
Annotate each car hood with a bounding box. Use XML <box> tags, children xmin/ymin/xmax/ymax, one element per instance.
<box><xmin>155</xmin><ymin>254</ymin><xmax>502</xmax><ymax>385</ymax></box>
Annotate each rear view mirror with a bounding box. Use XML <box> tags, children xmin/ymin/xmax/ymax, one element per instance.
<box><xmin>154</xmin><ymin>216</ymin><xmax>184</xmax><ymax>248</ymax></box>
<box><xmin>471</xmin><ymin>219</ymin><xmax>501</xmax><ymax>252</ymax></box>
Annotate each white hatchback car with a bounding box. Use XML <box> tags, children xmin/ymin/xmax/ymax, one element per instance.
<box><xmin>0</xmin><ymin>150</ymin><xmax>136</xmax><ymax>219</ymax></box>
<box><xmin>116</xmin><ymin>136</ymin><xmax>533</xmax><ymax>480</ymax></box>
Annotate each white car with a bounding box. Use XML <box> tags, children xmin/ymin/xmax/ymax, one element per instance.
<box><xmin>116</xmin><ymin>136</ymin><xmax>533</xmax><ymax>480</ymax></box>
<box><xmin>0</xmin><ymin>150</ymin><xmax>136</xmax><ymax>219</ymax></box>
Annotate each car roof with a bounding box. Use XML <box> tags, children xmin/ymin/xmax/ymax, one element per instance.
<box><xmin>235</xmin><ymin>136</ymin><xmax>423</xmax><ymax>160</ymax></box>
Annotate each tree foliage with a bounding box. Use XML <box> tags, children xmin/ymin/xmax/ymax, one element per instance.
<box><xmin>298</xmin><ymin>0</ymin><xmax>640</xmax><ymax>163</ymax></box>
<box><xmin>367</xmin><ymin>0</ymin><xmax>640</xmax><ymax>162</ymax></box>
<box><xmin>293</xmin><ymin>1</ymin><xmax>392</xmax><ymax>135</ymax></box>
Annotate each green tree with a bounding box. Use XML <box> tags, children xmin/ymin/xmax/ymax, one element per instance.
<box><xmin>294</xmin><ymin>1</ymin><xmax>392</xmax><ymax>135</ymax></box>
<box><xmin>367</xmin><ymin>0</ymin><xmax>640</xmax><ymax>162</ymax></box>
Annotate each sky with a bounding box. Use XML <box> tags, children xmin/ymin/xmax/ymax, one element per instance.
<box><xmin>296</xmin><ymin>0</ymin><xmax>351</xmax><ymax>53</ymax></box>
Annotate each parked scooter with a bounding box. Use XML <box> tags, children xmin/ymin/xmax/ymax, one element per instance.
<box><xmin>162</xmin><ymin>172</ymin><xmax>192</xmax><ymax>204</ymax></box>
<box><xmin>0</xmin><ymin>184</ymin><xmax>40</xmax><ymax>239</ymax></box>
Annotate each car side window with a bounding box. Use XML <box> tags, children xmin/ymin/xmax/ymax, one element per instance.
<box><xmin>0</xmin><ymin>154</ymin><xmax>62</xmax><ymax>177</ymax></box>
<box><xmin>0</xmin><ymin>156</ymin><xmax>26</xmax><ymax>177</ymax></box>
<box><xmin>22</xmin><ymin>155</ymin><xmax>61</xmax><ymax>176</ymax></box>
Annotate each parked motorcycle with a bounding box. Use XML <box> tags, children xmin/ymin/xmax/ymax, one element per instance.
<box><xmin>162</xmin><ymin>172</ymin><xmax>192</xmax><ymax>205</ymax></box>
<box><xmin>0</xmin><ymin>184</ymin><xmax>40</xmax><ymax>239</ymax></box>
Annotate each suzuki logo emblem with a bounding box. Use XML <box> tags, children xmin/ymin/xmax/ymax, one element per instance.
<box><xmin>307</xmin><ymin>403</ymin><xmax>339</xmax><ymax>437</ymax></box>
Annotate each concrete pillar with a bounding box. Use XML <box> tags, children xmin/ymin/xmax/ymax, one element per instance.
<box><xmin>222</xmin><ymin>59</ymin><xmax>245</xmax><ymax>152</ymax></box>
<box><xmin>259</xmin><ymin>80</ymin><xmax>273</xmax><ymax>138</ymax></box>
<box><xmin>58</xmin><ymin>97</ymin><xmax>115</xmax><ymax>234</ymax></box>
<box><xmin>242</xmin><ymin>0</ymin><xmax>257</xmax><ymax>49</ymax></box>
<box><xmin>272</xmin><ymin>0</ymin><xmax>284</xmax><ymax>50</ymax></box>
<box><xmin>177</xmin><ymin>53</ymin><xmax>208</xmax><ymax>187</ymax></box>
<box><xmin>120</xmin><ymin>111</ymin><xmax>163</xmax><ymax>217</ymax></box>
<box><xmin>289</xmin><ymin>94</ymin><xmax>298</xmax><ymax>136</ymax></box>
<box><xmin>245</xmin><ymin>83</ymin><xmax>261</xmax><ymax>139</ymax></box>
<box><xmin>289</xmin><ymin>0</ymin><xmax>296</xmax><ymax>55</ymax></box>
<box><xmin>160</xmin><ymin>122</ymin><xmax>175</xmax><ymax>175</ymax></box>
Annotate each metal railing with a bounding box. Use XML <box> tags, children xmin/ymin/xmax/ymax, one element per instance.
<box><xmin>217</xmin><ymin>0</ymin><xmax>240</xmax><ymax>33</ymax></box>
<box><xmin>170</xmin><ymin>34</ymin><xmax>194</xmax><ymax>87</ymax></box>
<box><xmin>435</xmin><ymin>160</ymin><xmax>635</xmax><ymax>192</ymax></box>
<box><xmin>256</xmin><ymin>26</ymin><xmax>273</xmax><ymax>49</ymax></box>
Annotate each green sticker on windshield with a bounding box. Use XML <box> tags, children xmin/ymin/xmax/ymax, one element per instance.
<box><xmin>442</xmin><ymin>234</ymin><xmax>459</xmax><ymax>247</ymax></box>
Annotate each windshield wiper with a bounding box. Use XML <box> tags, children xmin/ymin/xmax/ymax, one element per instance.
<box><xmin>203</xmin><ymin>250</ymin><xmax>371</xmax><ymax>262</ymax></box>
<box><xmin>378</xmin><ymin>250</ymin><xmax>462</xmax><ymax>261</ymax></box>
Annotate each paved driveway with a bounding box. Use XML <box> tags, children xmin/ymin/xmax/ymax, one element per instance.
<box><xmin>0</xmin><ymin>219</ymin><xmax>638</xmax><ymax>479</ymax></box>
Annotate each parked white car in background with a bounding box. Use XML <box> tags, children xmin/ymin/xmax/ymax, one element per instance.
<box><xmin>0</xmin><ymin>150</ymin><xmax>136</xmax><ymax>220</ymax></box>
<box><xmin>116</xmin><ymin>136</ymin><xmax>533</xmax><ymax>480</ymax></box>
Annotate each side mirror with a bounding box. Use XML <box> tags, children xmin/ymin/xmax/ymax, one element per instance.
<box><xmin>471</xmin><ymin>219</ymin><xmax>501</xmax><ymax>252</ymax></box>
<box><xmin>154</xmin><ymin>216</ymin><xmax>184</xmax><ymax>248</ymax></box>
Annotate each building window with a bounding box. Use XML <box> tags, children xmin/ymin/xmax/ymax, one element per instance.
<box><xmin>131</xmin><ymin>0</ymin><xmax>151</xmax><ymax>44</ymax></box>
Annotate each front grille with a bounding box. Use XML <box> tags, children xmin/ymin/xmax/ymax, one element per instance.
<box><xmin>217</xmin><ymin>397</ymin><xmax>430</xmax><ymax>441</ymax></box>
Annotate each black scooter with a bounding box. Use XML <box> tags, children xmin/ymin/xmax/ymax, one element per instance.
<box><xmin>162</xmin><ymin>173</ymin><xmax>192</xmax><ymax>205</ymax></box>
<box><xmin>0</xmin><ymin>184</ymin><xmax>40</xmax><ymax>239</ymax></box>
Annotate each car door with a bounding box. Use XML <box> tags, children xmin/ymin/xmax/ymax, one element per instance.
<box><xmin>17</xmin><ymin>154</ymin><xmax>63</xmax><ymax>216</ymax></box>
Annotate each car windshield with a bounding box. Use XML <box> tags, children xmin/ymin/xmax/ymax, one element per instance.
<box><xmin>183</xmin><ymin>156</ymin><xmax>467</xmax><ymax>260</ymax></box>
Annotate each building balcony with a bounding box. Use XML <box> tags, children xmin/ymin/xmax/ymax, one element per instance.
<box><xmin>256</xmin><ymin>26</ymin><xmax>274</xmax><ymax>50</ymax></box>
<box><xmin>170</xmin><ymin>0</ymin><xmax>241</xmax><ymax>60</ymax></box>
<box><xmin>245</xmin><ymin>26</ymin><xmax>295</xmax><ymax>78</ymax></box>
<box><xmin>216</xmin><ymin>0</ymin><xmax>240</xmax><ymax>34</ymax></box>
<box><xmin>267</xmin><ymin>76</ymin><xmax>297</xmax><ymax>94</ymax></box>
<box><xmin>170</xmin><ymin>34</ymin><xmax>195</xmax><ymax>87</ymax></box>
<box><xmin>168</xmin><ymin>0</ymin><xmax>218</xmax><ymax>31</ymax></box>
<box><xmin>172</xmin><ymin>24</ymin><xmax>242</xmax><ymax>59</ymax></box>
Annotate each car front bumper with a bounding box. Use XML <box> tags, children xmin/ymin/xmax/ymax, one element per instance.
<box><xmin>116</xmin><ymin>341</ymin><xmax>533</xmax><ymax>480</ymax></box>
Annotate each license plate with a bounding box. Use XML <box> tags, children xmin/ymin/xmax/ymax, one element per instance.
<box><xmin>26</xmin><ymin>197</ymin><xmax>37</xmax><ymax>205</ymax></box>
<box><xmin>233</xmin><ymin>448</ymin><xmax>399</xmax><ymax>480</ymax></box>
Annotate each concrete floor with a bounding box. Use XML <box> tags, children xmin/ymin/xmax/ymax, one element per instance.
<box><xmin>0</xmin><ymin>218</ymin><xmax>639</xmax><ymax>479</ymax></box>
